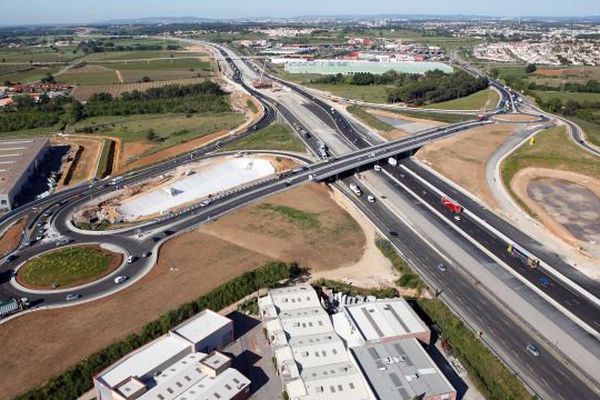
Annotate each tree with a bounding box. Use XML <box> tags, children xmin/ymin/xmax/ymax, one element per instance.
<box><xmin>140</xmin><ymin>76</ymin><xmax>152</xmax><ymax>82</ymax></box>
<box><xmin>145</xmin><ymin>128</ymin><xmax>157</xmax><ymax>142</ymax></box>
<box><xmin>41</xmin><ymin>73</ymin><xmax>56</xmax><ymax>83</ymax></box>
<box><xmin>525</xmin><ymin>63</ymin><xmax>537</xmax><ymax>74</ymax></box>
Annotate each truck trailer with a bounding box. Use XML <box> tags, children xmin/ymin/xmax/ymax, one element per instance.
<box><xmin>0</xmin><ymin>297</ymin><xmax>29</xmax><ymax>319</ymax></box>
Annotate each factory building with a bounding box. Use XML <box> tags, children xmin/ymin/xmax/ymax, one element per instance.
<box><xmin>0</xmin><ymin>137</ymin><xmax>50</xmax><ymax>212</ymax></box>
<box><xmin>260</xmin><ymin>285</ymin><xmax>456</xmax><ymax>400</ymax></box>
<box><xmin>93</xmin><ymin>310</ymin><xmax>249</xmax><ymax>400</ymax></box>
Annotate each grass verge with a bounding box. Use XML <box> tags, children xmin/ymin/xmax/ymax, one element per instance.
<box><xmin>424</xmin><ymin>88</ymin><xmax>499</xmax><ymax>110</ymax></box>
<box><xmin>376</xmin><ymin>239</ymin><xmax>424</xmax><ymax>292</ymax></box>
<box><xmin>258</xmin><ymin>203</ymin><xmax>321</xmax><ymax>230</ymax></box>
<box><xmin>223</xmin><ymin>123</ymin><xmax>305</xmax><ymax>152</ymax></box>
<box><xmin>390</xmin><ymin>109</ymin><xmax>473</xmax><ymax>124</ymax></box>
<box><xmin>246</xmin><ymin>99</ymin><xmax>258</xmax><ymax>113</ymax></box>
<box><xmin>16</xmin><ymin>261</ymin><xmax>300</xmax><ymax>400</ymax></box>
<box><xmin>96</xmin><ymin>139</ymin><xmax>115</xmax><ymax>179</ymax></box>
<box><xmin>306</xmin><ymin>83</ymin><xmax>392</xmax><ymax>103</ymax></box>
<box><xmin>418</xmin><ymin>298</ymin><xmax>534</xmax><ymax>400</ymax></box>
<box><xmin>347</xmin><ymin>105</ymin><xmax>394</xmax><ymax>131</ymax></box>
<box><xmin>19</xmin><ymin>246</ymin><xmax>119</xmax><ymax>289</ymax></box>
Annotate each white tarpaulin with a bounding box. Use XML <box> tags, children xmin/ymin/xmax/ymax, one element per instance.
<box><xmin>119</xmin><ymin>158</ymin><xmax>275</xmax><ymax>219</ymax></box>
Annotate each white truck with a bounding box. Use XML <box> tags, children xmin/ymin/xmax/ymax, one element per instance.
<box><xmin>0</xmin><ymin>297</ymin><xmax>29</xmax><ymax>319</ymax></box>
<box><xmin>349</xmin><ymin>183</ymin><xmax>362</xmax><ymax>196</ymax></box>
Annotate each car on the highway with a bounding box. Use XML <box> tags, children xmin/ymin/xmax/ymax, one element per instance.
<box><xmin>374</xmin><ymin>165</ymin><xmax>382</xmax><ymax>172</ymax></box>
<box><xmin>114</xmin><ymin>276</ymin><xmax>128</xmax><ymax>284</ymax></box>
<box><xmin>200</xmin><ymin>199</ymin><xmax>211</xmax><ymax>207</ymax></box>
<box><xmin>367</xmin><ymin>195</ymin><xmax>376</xmax><ymax>203</ymax></box>
<box><xmin>56</xmin><ymin>238</ymin><xmax>71</xmax><ymax>246</ymax></box>
<box><xmin>539</xmin><ymin>276</ymin><xmax>551</xmax><ymax>287</ymax></box>
<box><xmin>127</xmin><ymin>255</ymin><xmax>136</xmax><ymax>264</ymax></box>
<box><xmin>65</xmin><ymin>294</ymin><xmax>80</xmax><ymax>301</ymax></box>
<box><xmin>437</xmin><ymin>263</ymin><xmax>447</xmax><ymax>272</ymax></box>
<box><xmin>389</xmin><ymin>231</ymin><xmax>398</xmax><ymax>237</ymax></box>
<box><xmin>526</xmin><ymin>343</ymin><xmax>540</xmax><ymax>357</ymax></box>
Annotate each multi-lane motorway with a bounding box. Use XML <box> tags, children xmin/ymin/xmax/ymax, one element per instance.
<box><xmin>1</xmin><ymin>40</ymin><xmax>599</xmax><ymax>400</ymax></box>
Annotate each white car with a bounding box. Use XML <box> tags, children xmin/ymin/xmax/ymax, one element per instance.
<box><xmin>65</xmin><ymin>293</ymin><xmax>80</xmax><ymax>301</ymax></box>
<box><xmin>367</xmin><ymin>195</ymin><xmax>376</xmax><ymax>203</ymax></box>
<box><xmin>374</xmin><ymin>165</ymin><xmax>382</xmax><ymax>172</ymax></box>
<box><xmin>114</xmin><ymin>276</ymin><xmax>128</xmax><ymax>284</ymax></box>
<box><xmin>200</xmin><ymin>199</ymin><xmax>211</xmax><ymax>207</ymax></box>
<box><xmin>127</xmin><ymin>255</ymin><xmax>136</xmax><ymax>264</ymax></box>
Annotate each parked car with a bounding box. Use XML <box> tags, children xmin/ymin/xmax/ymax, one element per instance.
<box><xmin>114</xmin><ymin>276</ymin><xmax>128</xmax><ymax>284</ymax></box>
<box><xmin>65</xmin><ymin>294</ymin><xmax>80</xmax><ymax>301</ymax></box>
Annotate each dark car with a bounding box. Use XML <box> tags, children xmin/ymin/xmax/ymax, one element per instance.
<box><xmin>389</xmin><ymin>231</ymin><xmax>398</xmax><ymax>237</ymax></box>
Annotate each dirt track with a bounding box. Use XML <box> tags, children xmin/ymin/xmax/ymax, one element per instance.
<box><xmin>511</xmin><ymin>167</ymin><xmax>600</xmax><ymax>259</ymax></box>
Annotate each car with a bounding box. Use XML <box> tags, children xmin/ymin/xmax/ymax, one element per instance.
<box><xmin>437</xmin><ymin>263</ymin><xmax>447</xmax><ymax>272</ymax></box>
<box><xmin>127</xmin><ymin>255</ymin><xmax>136</xmax><ymax>264</ymax></box>
<box><xmin>56</xmin><ymin>238</ymin><xmax>71</xmax><ymax>246</ymax></box>
<box><xmin>114</xmin><ymin>275</ymin><xmax>128</xmax><ymax>284</ymax></box>
<box><xmin>65</xmin><ymin>294</ymin><xmax>80</xmax><ymax>301</ymax></box>
<box><xmin>367</xmin><ymin>195</ymin><xmax>376</xmax><ymax>203</ymax></box>
<box><xmin>389</xmin><ymin>231</ymin><xmax>398</xmax><ymax>237</ymax></box>
<box><xmin>539</xmin><ymin>276</ymin><xmax>551</xmax><ymax>287</ymax></box>
<box><xmin>374</xmin><ymin>165</ymin><xmax>382</xmax><ymax>172</ymax></box>
<box><xmin>526</xmin><ymin>343</ymin><xmax>540</xmax><ymax>357</ymax></box>
<box><xmin>7</xmin><ymin>254</ymin><xmax>19</xmax><ymax>262</ymax></box>
<box><xmin>142</xmin><ymin>251</ymin><xmax>152</xmax><ymax>258</ymax></box>
<box><xmin>200</xmin><ymin>199</ymin><xmax>211</xmax><ymax>207</ymax></box>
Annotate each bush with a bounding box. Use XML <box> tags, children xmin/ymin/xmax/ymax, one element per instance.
<box><xmin>16</xmin><ymin>261</ymin><xmax>299</xmax><ymax>400</ymax></box>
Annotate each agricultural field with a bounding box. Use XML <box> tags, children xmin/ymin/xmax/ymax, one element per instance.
<box><xmin>70</xmin><ymin>77</ymin><xmax>210</xmax><ymax>101</ymax></box>
<box><xmin>530</xmin><ymin>66</ymin><xmax>600</xmax><ymax>87</ymax></box>
<box><xmin>307</xmin><ymin>82</ymin><xmax>392</xmax><ymax>103</ymax></box>
<box><xmin>0</xmin><ymin>46</ymin><xmax>83</xmax><ymax>63</ymax></box>
<box><xmin>532</xmin><ymin>90</ymin><xmax>600</xmax><ymax>103</ymax></box>
<box><xmin>424</xmin><ymin>88</ymin><xmax>499</xmax><ymax>110</ymax></box>
<box><xmin>0</xmin><ymin>64</ymin><xmax>60</xmax><ymax>84</ymax></box>
<box><xmin>58</xmin><ymin>64</ymin><xmax>119</xmax><ymax>86</ymax></box>
<box><xmin>80</xmin><ymin>50</ymin><xmax>206</xmax><ymax>62</ymax></box>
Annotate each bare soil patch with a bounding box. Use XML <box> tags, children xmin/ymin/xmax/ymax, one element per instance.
<box><xmin>201</xmin><ymin>184</ymin><xmax>366</xmax><ymax>272</ymax></box>
<box><xmin>511</xmin><ymin>167</ymin><xmax>600</xmax><ymax>258</ymax></box>
<box><xmin>52</xmin><ymin>136</ymin><xmax>103</xmax><ymax>186</ymax></box>
<box><xmin>416</xmin><ymin>123</ymin><xmax>517</xmax><ymax>209</ymax></box>
<box><xmin>494</xmin><ymin>114</ymin><xmax>541</xmax><ymax>123</ymax></box>
<box><xmin>0</xmin><ymin>183</ymin><xmax>368</xmax><ymax>399</ymax></box>
<box><xmin>0</xmin><ymin>218</ymin><xmax>26</xmax><ymax>257</ymax></box>
<box><xmin>366</xmin><ymin>108</ymin><xmax>443</xmax><ymax>139</ymax></box>
<box><xmin>119</xmin><ymin>141</ymin><xmax>154</xmax><ymax>168</ymax></box>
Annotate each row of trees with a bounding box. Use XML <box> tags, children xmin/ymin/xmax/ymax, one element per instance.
<box><xmin>77</xmin><ymin>39</ymin><xmax>179</xmax><ymax>54</ymax></box>
<box><xmin>17</xmin><ymin>261</ymin><xmax>301</xmax><ymax>400</ymax></box>
<box><xmin>312</xmin><ymin>69</ymin><xmax>488</xmax><ymax>105</ymax></box>
<box><xmin>0</xmin><ymin>82</ymin><xmax>230</xmax><ymax>132</ymax></box>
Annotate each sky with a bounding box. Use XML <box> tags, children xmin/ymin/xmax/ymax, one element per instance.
<box><xmin>1</xmin><ymin>0</ymin><xmax>599</xmax><ymax>25</ymax></box>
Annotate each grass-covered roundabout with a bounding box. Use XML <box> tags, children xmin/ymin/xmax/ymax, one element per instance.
<box><xmin>16</xmin><ymin>246</ymin><xmax>123</xmax><ymax>290</ymax></box>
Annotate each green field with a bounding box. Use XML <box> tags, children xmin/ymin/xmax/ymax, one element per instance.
<box><xmin>307</xmin><ymin>83</ymin><xmax>392</xmax><ymax>103</ymax></box>
<box><xmin>389</xmin><ymin>109</ymin><xmax>473</xmax><ymax>124</ymax></box>
<box><xmin>501</xmin><ymin>126</ymin><xmax>600</xmax><ymax>209</ymax></box>
<box><xmin>68</xmin><ymin>112</ymin><xmax>244</xmax><ymax>156</ymax></box>
<box><xmin>572</xmin><ymin>117</ymin><xmax>600</xmax><ymax>148</ymax></box>
<box><xmin>59</xmin><ymin>67</ymin><xmax>119</xmax><ymax>85</ymax></box>
<box><xmin>80</xmin><ymin>50</ymin><xmax>206</xmax><ymax>62</ymax></box>
<box><xmin>0</xmin><ymin>65</ymin><xmax>60</xmax><ymax>84</ymax></box>
<box><xmin>0</xmin><ymin>46</ymin><xmax>83</xmax><ymax>63</ymax></box>
<box><xmin>533</xmin><ymin>90</ymin><xmax>600</xmax><ymax>103</ymax></box>
<box><xmin>19</xmin><ymin>246</ymin><xmax>119</xmax><ymax>288</ymax></box>
<box><xmin>424</xmin><ymin>88</ymin><xmax>500</xmax><ymax>110</ymax></box>
<box><xmin>258</xmin><ymin>203</ymin><xmax>321</xmax><ymax>230</ymax></box>
<box><xmin>223</xmin><ymin>123</ymin><xmax>305</xmax><ymax>152</ymax></box>
<box><xmin>347</xmin><ymin>105</ymin><xmax>394</xmax><ymax>131</ymax></box>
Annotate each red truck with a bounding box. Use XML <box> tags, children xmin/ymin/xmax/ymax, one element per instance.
<box><xmin>441</xmin><ymin>197</ymin><xmax>463</xmax><ymax>214</ymax></box>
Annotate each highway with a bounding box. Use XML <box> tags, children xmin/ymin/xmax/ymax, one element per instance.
<box><xmin>1</xmin><ymin>39</ymin><xmax>599</xmax><ymax>399</ymax></box>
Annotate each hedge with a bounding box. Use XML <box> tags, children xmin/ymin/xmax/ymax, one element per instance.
<box><xmin>16</xmin><ymin>261</ymin><xmax>299</xmax><ymax>400</ymax></box>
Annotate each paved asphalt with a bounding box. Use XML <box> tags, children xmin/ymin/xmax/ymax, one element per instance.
<box><xmin>1</xmin><ymin>41</ymin><xmax>599</xmax><ymax>399</ymax></box>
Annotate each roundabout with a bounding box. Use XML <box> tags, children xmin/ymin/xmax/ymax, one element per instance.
<box><xmin>14</xmin><ymin>245</ymin><xmax>123</xmax><ymax>291</ymax></box>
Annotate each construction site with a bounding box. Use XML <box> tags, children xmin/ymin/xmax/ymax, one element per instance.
<box><xmin>72</xmin><ymin>154</ymin><xmax>295</xmax><ymax>226</ymax></box>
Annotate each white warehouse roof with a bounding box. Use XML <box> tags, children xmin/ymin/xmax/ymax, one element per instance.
<box><xmin>172</xmin><ymin>309</ymin><xmax>232</xmax><ymax>345</ymax></box>
<box><xmin>344</xmin><ymin>299</ymin><xmax>429</xmax><ymax>342</ymax></box>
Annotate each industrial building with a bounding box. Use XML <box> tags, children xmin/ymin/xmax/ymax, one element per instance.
<box><xmin>333</xmin><ymin>298</ymin><xmax>431</xmax><ymax>346</ymax></box>
<box><xmin>259</xmin><ymin>284</ymin><xmax>371</xmax><ymax>400</ymax></box>
<box><xmin>259</xmin><ymin>285</ymin><xmax>456</xmax><ymax>400</ymax></box>
<box><xmin>351</xmin><ymin>339</ymin><xmax>456</xmax><ymax>400</ymax></box>
<box><xmin>0</xmin><ymin>137</ymin><xmax>50</xmax><ymax>212</ymax></box>
<box><xmin>94</xmin><ymin>310</ymin><xmax>250</xmax><ymax>400</ymax></box>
